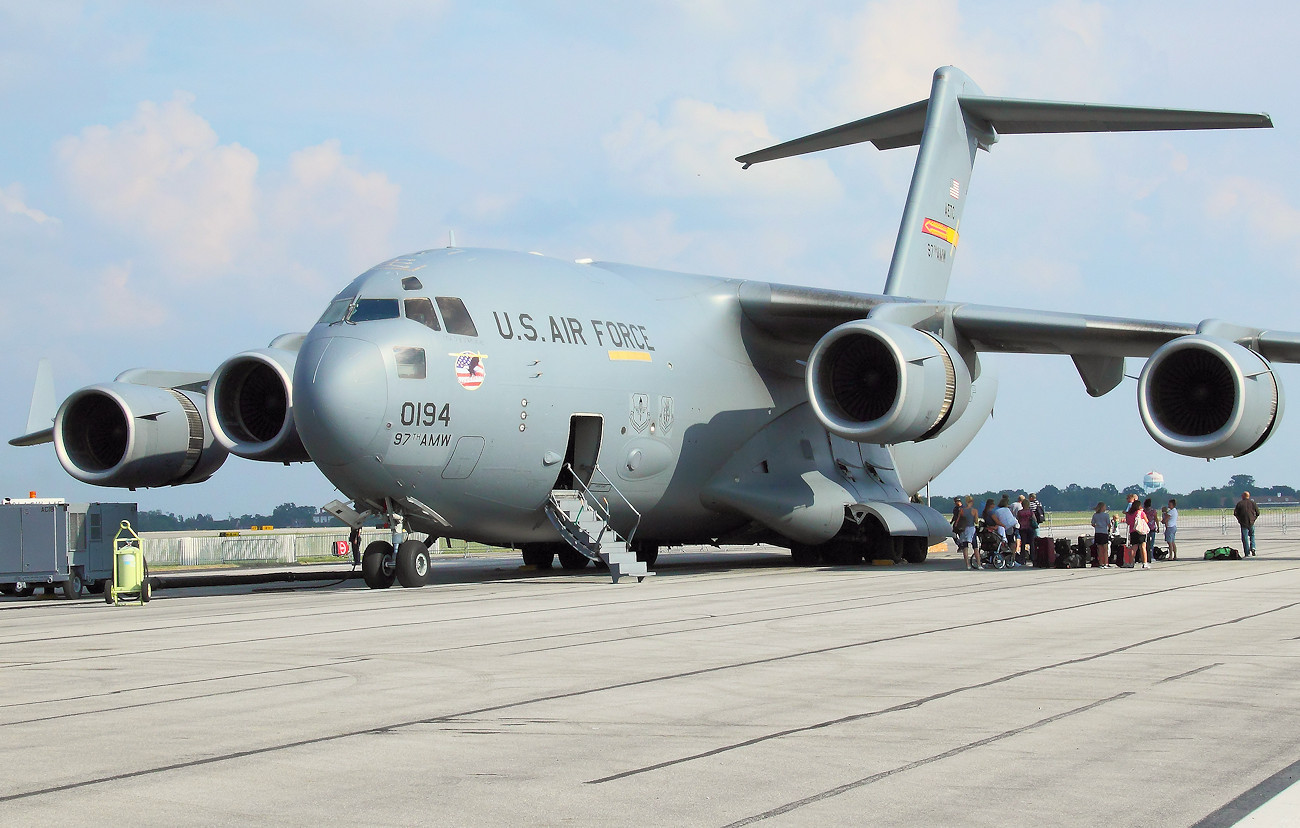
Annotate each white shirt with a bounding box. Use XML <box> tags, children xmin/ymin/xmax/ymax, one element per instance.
<box><xmin>1165</xmin><ymin>507</ymin><xmax>1177</xmax><ymax>529</ymax></box>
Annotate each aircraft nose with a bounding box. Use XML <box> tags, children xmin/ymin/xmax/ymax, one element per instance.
<box><xmin>295</xmin><ymin>335</ymin><xmax>387</xmax><ymax>467</ymax></box>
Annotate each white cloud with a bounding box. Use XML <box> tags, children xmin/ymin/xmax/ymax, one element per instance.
<box><xmin>1205</xmin><ymin>175</ymin><xmax>1300</xmax><ymax>248</ymax></box>
<box><xmin>0</xmin><ymin>183</ymin><xmax>58</xmax><ymax>225</ymax></box>
<box><xmin>272</xmin><ymin>139</ymin><xmax>401</xmax><ymax>273</ymax></box>
<box><xmin>603</xmin><ymin>98</ymin><xmax>841</xmax><ymax>201</ymax></box>
<box><xmin>56</xmin><ymin>93</ymin><xmax>259</xmax><ymax>276</ymax></box>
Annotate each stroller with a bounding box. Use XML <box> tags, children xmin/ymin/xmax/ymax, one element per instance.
<box><xmin>977</xmin><ymin>520</ymin><xmax>1014</xmax><ymax>569</ymax></box>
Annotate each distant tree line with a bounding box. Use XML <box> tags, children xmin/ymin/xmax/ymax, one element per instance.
<box><xmin>939</xmin><ymin>475</ymin><xmax>1297</xmax><ymax>512</ymax></box>
<box><xmin>135</xmin><ymin>502</ymin><xmax>342</xmax><ymax>532</ymax></box>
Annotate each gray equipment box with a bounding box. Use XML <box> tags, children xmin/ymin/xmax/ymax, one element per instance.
<box><xmin>0</xmin><ymin>500</ymin><xmax>137</xmax><ymax>598</ymax></box>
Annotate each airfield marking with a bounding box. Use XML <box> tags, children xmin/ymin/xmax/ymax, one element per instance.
<box><xmin>721</xmin><ymin>693</ymin><xmax>1134</xmax><ymax>827</ymax></box>
<box><xmin>586</xmin><ymin>606</ymin><xmax>1293</xmax><ymax>784</ymax></box>
<box><xmin>0</xmin><ymin>674</ymin><xmax>347</xmax><ymax>729</ymax></box>
<box><xmin>1191</xmin><ymin>756</ymin><xmax>1300</xmax><ymax>827</ymax></box>
<box><xmin>1</xmin><ymin>591</ymin><xmax>1295</xmax><ymax>804</ymax></box>
<box><xmin>0</xmin><ymin>657</ymin><xmax>368</xmax><ymax>710</ymax></box>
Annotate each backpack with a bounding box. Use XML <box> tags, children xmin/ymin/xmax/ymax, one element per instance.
<box><xmin>1204</xmin><ymin>547</ymin><xmax>1240</xmax><ymax>560</ymax></box>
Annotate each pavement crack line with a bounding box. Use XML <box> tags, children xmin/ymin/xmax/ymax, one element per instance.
<box><xmin>0</xmin><ymin>590</ymin><xmax>1294</xmax><ymax>803</ymax></box>
<box><xmin>0</xmin><ymin>675</ymin><xmax>348</xmax><ymax>729</ymax></box>
<box><xmin>720</xmin><ymin>692</ymin><xmax>1134</xmax><ymax>828</ymax></box>
<box><xmin>0</xmin><ymin>658</ymin><xmax>368</xmax><ymax>710</ymax></box>
<box><xmin>587</xmin><ymin>607</ymin><xmax>1289</xmax><ymax>784</ymax></box>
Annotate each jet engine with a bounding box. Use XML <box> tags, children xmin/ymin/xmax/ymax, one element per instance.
<box><xmin>806</xmin><ymin>319</ymin><xmax>971</xmax><ymax>444</ymax></box>
<box><xmin>54</xmin><ymin>383</ymin><xmax>228</xmax><ymax>488</ymax></box>
<box><xmin>207</xmin><ymin>348</ymin><xmax>311</xmax><ymax>463</ymax></box>
<box><xmin>1137</xmin><ymin>334</ymin><xmax>1283</xmax><ymax>458</ymax></box>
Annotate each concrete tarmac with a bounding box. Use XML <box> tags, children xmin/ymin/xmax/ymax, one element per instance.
<box><xmin>1</xmin><ymin>530</ymin><xmax>1298</xmax><ymax>827</ymax></box>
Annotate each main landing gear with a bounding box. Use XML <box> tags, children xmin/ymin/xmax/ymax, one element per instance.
<box><xmin>361</xmin><ymin>511</ymin><xmax>434</xmax><ymax>589</ymax></box>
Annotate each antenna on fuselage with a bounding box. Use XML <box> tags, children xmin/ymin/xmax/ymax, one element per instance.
<box><xmin>447</xmin><ymin>230</ymin><xmax>457</xmax><ymax>248</ymax></box>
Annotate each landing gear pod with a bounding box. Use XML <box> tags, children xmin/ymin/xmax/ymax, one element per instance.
<box><xmin>1137</xmin><ymin>335</ymin><xmax>1283</xmax><ymax>458</ymax></box>
<box><xmin>806</xmin><ymin>320</ymin><xmax>971</xmax><ymax>444</ymax></box>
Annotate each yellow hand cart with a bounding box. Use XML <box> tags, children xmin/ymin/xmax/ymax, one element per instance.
<box><xmin>106</xmin><ymin>520</ymin><xmax>151</xmax><ymax>606</ymax></box>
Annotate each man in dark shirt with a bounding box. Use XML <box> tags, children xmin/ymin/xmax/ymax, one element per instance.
<box><xmin>1234</xmin><ymin>492</ymin><xmax>1260</xmax><ymax>556</ymax></box>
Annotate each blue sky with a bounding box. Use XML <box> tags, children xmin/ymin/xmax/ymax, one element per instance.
<box><xmin>3</xmin><ymin>0</ymin><xmax>1299</xmax><ymax>517</ymax></box>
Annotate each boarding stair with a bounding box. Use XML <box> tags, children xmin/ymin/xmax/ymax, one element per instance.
<box><xmin>544</xmin><ymin>464</ymin><xmax>648</xmax><ymax>583</ymax></box>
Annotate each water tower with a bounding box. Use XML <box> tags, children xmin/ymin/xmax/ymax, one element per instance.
<box><xmin>1142</xmin><ymin>471</ymin><xmax>1165</xmax><ymax>492</ymax></box>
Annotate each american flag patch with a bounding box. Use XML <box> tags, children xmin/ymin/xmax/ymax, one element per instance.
<box><xmin>453</xmin><ymin>352</ymin><xmax>486</xmax><ymax>390</ymax></box>
<box><xmin>949</xmin><ymin>179</ymin><xmax>961</xmax><ymax>200</ymax></box>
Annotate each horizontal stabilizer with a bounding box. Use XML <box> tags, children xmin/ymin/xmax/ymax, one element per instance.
<box><xmin>9</xmin><ymin>427</ymin><xmax>53</xmax><ymax>448</ymax></box>
<box><xmin>737</xmin><ymin>100</ymin><xmax>927</xmax><ymax>167</ymax></box>
<box><xmin>737</xmin><ymin>95</ymin><xmax>1271</xmax><ymax>166</ymax></box>
<box><xmin>959</xmin><ymin>97</ymin><xmax>1273</xmax><ymax>135</ymax></box>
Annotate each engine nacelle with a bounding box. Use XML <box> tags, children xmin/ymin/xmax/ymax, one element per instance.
<box><xmin>806</xmin><ymin>320</ymin><xmax>972</xmax><ymax>444</ymax></box>
<box><xmin>207</xmin><ymin>348</ymin><xmax>311</xmax><ymax>462</ymax></box>
<box><xmin>54</xmin><ymin>383</ymin><xmax>228</xmax><ymax>488</ymax></box>
<box><xmin>1138</xmin><ymin>335</ymin><xmax>1284</xmax><ymax>458</ymax></box>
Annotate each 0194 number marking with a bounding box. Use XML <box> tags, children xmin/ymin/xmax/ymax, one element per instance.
<box><xmin>400</xmin><ymin>402</ymin><xmax>451</xmax><ymax>427</ymax></box>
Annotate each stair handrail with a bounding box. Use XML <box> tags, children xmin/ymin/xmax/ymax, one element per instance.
<box><xmin>563</xmin><ymin>462</ymin><xmax>641</xmax><ymax>545</ymax></box>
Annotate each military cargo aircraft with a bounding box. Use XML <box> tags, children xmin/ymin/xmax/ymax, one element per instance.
<box><xmin>13</xmin><ymin>67</ymin><xmax>1298</xmax><ymax>587</ymax></box>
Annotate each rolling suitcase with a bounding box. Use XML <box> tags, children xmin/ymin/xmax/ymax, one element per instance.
<box><xmin>1113</xmin><ymin>538</ymin><xmax>1134</xmax><ymax>568</ymax></box>
<box><xmin>1033</xmin><ymin>536</ymin><xmax>1054</xmax><ymax>568</ymax></box>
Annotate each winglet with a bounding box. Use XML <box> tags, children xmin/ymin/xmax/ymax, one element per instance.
<box><xmin>10</xmin><ymin>358</ymin><xmax>56</xmax><ymax>447</ymax></box>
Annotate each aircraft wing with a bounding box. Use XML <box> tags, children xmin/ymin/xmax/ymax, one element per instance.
<box><xmin>739</xmin><ymin>279</ymin><xmax>1300</xmax><ymax>387</ymax></box>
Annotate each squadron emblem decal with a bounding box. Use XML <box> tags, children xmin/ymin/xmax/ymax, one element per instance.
<box><xmin>451</xmin><ymin>352</ymin><xmax>487</xmax><ymax>390</ymax></box>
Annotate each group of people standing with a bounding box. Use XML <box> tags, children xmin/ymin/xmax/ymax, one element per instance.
<box><xmin>951</xmin><ymin>489</ymin><xmax>1266</xmax><ymax>571</ymax></box>
<box><xmin>951</xmin><ymin>493</ymin><xmax>1044</xmax><ymax>570</ymax></box>
<box><xmin>1093</xmin><ymin>495</ymin><xmax>1177</xmax><ymax>569</ymax></box>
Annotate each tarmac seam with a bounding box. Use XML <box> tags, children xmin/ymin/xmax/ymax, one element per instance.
<box><xmin>0</xmin><ymin>674</ymin><xmax>348</xmax><ymax>728</ymax></box>
<box><xmin>1</xmin><ymin>593</ymin><xmax>1293</xmax><ymax>803</ymax></box>
<box><xmin>720</xmin><ymin>692</ymin><xmax>1134</xmax><ymax>827</ymax></box>
<box><xmin>1157</xmin><ymin>662</ymin><xmax>1223</xmax><ymax>683</ymax></box>
<box><xmin>0</xmin><ymin>658</ymin><xmax>368</xmax><ymax>710</ymax></box>
<box><xmin>586</xmin><ymin>606</ymin><xmax>1293</xmax><ymax>784</ymax></box>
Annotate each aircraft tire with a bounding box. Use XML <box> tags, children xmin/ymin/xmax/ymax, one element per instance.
<box><xmin>902</xmin><ymin>537</ymin><xmax>928</xmax><ymax>564</ymax></box>
<box><xmin>521</xmin><ymin>544</ymin><xmax>556</xmax><ymax>569</ymax></box>
<box><xmin>557</xmin><ymin>549</ymin><xmax>590</xmax><ymax>570</ymax></box>
<box><xmin>396</xmin><ymin>539</ymin><xmax>430</xmax><ymax>588</ymax></box>
<box><xmin>362</xmin><ymin>541</ymin><xmax>397</xmax><ymax>589</ymax></box>
<box><xmin>790</xmin><ymin>544</ymin><xmax>820</xmax><ymax>566</ymax></box>
<box><xmin>633</xmin><ymin>543</ymin><xmax>659</xmax><ymax>567</ymax></box>
<box><xmin>820</xmin><ymin>542</ymin><xmax>864</xmax><ymax>566</ymax></box>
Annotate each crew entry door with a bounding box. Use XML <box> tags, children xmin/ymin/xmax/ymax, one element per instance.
<box><xmin>555</xmin><ymin>415</ymin><xmax>602</xmax><ymax>490</ymax></box>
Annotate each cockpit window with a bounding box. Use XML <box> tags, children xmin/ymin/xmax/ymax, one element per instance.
<box><xmin>318</xmin><ymin>298</ymin><xmax>352</xmax><ymax>325</ymax></box>
<box><xmin>347</xmin><ymin>299</ymin><xmax>400</xmax><ymax>323</ymax></box>
<box><xmin>402</xmin><ymin>276</ymin><xmax>423</xmax><ymax>291</ymax></box>
<box><xmin>435</xmin><ymin>297</ymin><xmax>478</xmax><ymax>337</ymax></box>
<box><xmin>394</xmin><ymin>347</ymin><xmax>426</xmax><ymax>379</ymax></box>
<box><xmin>403</xmin><ymin>298</ymin><xmax>441</xmax><ymax>331</ymax></box>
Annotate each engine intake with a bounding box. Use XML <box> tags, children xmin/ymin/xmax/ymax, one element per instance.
<box><xmin>208</xmin><ymin>348</ymin><xmax>310</xmax><ymax>462</ymax></box>
<box><xmin>806</xmin><ymin>320</ymin><xmax>971</xmax><ymax>444</ymax></box>
<box><xmin>54</xmin><ymin>383</ymin><xmax>228</xmax><ymax>488</ymax></box>
<box><xmin>1137</xmin><ymin>335</ymin><xmax>1283</xmax><ymax>458</ymax></box>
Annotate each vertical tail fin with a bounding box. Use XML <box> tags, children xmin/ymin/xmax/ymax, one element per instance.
<box><xmin>736</xmin><ymin>66</ymin><xmax>1271</xmax><ymax>302</ymax></box>
<box><xmin>880</xmin><ymin>67</ymin><xmax>990</xmax><ymax>300</ymax></box>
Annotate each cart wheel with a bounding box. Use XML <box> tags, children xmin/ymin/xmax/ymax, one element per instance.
<box><xmin>104</xmin><ymin>579</ymin><xmax>114</xmax><ymax>604</ymax></box>
<box><xmin>15</xmin><ymin>583</ymin><xmax>35</xmax><ymax>597</ymax></box>
<box><xmin>141</xmin><ymin>579</ymin><xmax>151</xmax><ymax>603</ymax></box>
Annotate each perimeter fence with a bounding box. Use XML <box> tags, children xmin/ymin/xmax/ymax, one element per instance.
<box><xmin>137</xmin><ymin>528</ymin><xmax>507</xmax><ymax>567</ymax></box>
<box><xmin>1040</xmin><ymin>507</ymin><xmax>1299</xmax><ymax>538</ymax></box>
